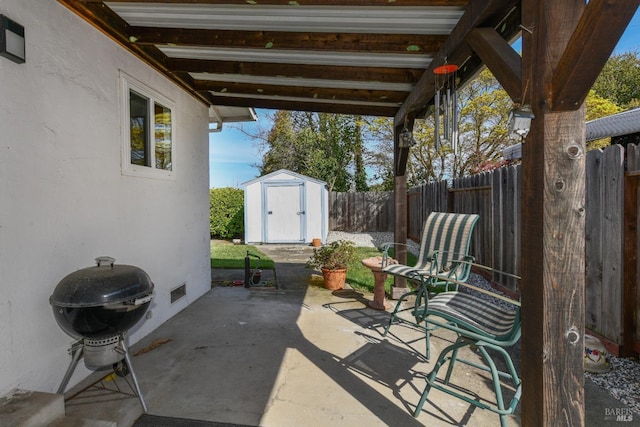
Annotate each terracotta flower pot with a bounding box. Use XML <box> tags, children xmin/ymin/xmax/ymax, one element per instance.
<box><xmin>321</xmin><ymin>268</ymin><xmax>347</xmax><ymax>290</ymax></box>
<box><xmin>312</xmin><ymin>238</ymin><xmax>322</xmax><ymax>247</ymax></box>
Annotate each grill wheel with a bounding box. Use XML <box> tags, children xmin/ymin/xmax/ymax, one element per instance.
<box><xmin>113</xmin><ymin>360</ymin><xmax>130</xmax><ymax>377</ymax></box>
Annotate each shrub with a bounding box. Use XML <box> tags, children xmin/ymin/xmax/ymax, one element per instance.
<box><xmin>210</xmin><ymin>187</ymin><xmax>244</xmax><ymax>239</ymax></box>
<box><xmin>306</xmin><ymin>240</ymin><xmax>356</xmax><ymax>270</ymax></box>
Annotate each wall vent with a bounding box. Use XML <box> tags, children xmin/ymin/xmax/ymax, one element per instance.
<box><xmin>170</xmin><ymin>283</ymin><xmax>186</xmax><ymax>303</ymax></box>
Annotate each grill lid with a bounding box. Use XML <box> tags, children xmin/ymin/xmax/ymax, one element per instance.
<box><xmin>50</xmin><ymin>257</ymin><xmax>154</xmax><ymax>308</ymax></box>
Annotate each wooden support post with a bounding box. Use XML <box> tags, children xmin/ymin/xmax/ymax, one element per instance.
<box><xmin>393</xmin><ymin>123</ymin><xmax>409</xmax><ymax>298</ymax></box>
<box><xmin>521</xmin><ymin>1</ymin><xmax>586</xmax><ymax>426</ymax></box>
<box><xmin>392</xmin><ymin>169</ymin><xmax>408</xmax><ymax>299</ymax></box>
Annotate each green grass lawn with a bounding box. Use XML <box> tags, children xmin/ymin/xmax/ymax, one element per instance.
<box><xmin>210</xmin><ymin>240</ymin><xmax>275</xmax><ymax>269</ymax></box>
<box><xmin>346</xmin><ymin>247</ymin><xmax>417</xmax><ymax>293</ymax></box>
<box><xmin>210</xmin><ymin>239</ymin><xmax>416</xmax><ymax>294</ymax></box>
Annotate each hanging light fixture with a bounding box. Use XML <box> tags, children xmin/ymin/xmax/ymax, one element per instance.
<box><xmin>433</xmin><ymin>63</ymin><xmax>458</xmax><ymax>151</ymax></box>
<box><xmin>399</xmin><ymin>124</ymin><xmax>416</xmax><ymax>148</ymax></box>
<box><xmin>508</xmin><ymin>105</ymin><xmax>535</xmax><ymax>139</ymax></box>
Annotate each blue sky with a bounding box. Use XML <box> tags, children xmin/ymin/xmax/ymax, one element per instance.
<box><xmin>209</xmin><ymin>117</ymin><xmax>267</xmax><ymax>188</ymax></box>
<box><xmin>209</xmin><ymin>10</ymin><xmax>640</xmax><ymax>189</ymax></box>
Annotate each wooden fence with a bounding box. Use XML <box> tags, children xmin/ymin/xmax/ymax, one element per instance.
<box><xmin>329</xmin><ymin>191</ymin><xmax>394</xmax><ymax>232</ymax></box>
<box><xmin>329</xmin><ymin>143</ymin><xmax>639</xmax><ymax>355</ymax></box>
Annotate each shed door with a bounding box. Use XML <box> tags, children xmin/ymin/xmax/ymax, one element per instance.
<box><xmin>265</xmin><ymin>184</ymin><xmax>304</xmax><ymax>243</ymax></box>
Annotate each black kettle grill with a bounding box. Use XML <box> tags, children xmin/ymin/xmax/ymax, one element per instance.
<box><xmin>50</xmin><ymin>256</ymin><xmax>154</xmax><ymax>411</ymax></box>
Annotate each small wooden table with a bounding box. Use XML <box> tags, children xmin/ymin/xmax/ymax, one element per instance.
<box><xmin>361</xmin><ymin>256</ymin><xmax>397</xmax><ymax>310</ymax></box>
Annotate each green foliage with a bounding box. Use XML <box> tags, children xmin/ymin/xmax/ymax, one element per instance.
<box><xmin>586</xmin><ymin>89</ymin><xmax>623</xmax><ymax>121</ymax></box>
<box><xmin>585</xmin><ymin>89</ymin><xmax>624</xmax><ymax>151</ymax></box>
<box><xmin>306</xmin><ymin>240</ymin><xmax>356</xmax><ymax>270</ymax></box>
<box><xmin>363</xmin><ymin>69</ymin><xmax>514</xmax><ymax>186</ymax></box>
<box><xmin>592</xmin><ymin>50</ymin><xmax>640</xmax><ymax>109</ymax></box>
<box><xmin>209</xmin><ymin>187</ymin><xmax>244</xmax><ymax>239</ymax></box>
<box><xmin>259</xmin><ymin>111</ymin><xmax>367</xmax><ymax>191</ymax></box>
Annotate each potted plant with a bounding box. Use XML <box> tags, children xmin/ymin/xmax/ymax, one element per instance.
<box><xmin>306</xmin><ymin>240</ymin><xmax>356</xmax><ymax>290</ymax></box>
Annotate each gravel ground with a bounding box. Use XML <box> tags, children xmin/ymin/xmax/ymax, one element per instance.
<box><xmin>326</xmin><ymin>231</ymin><xmax>420</xmax><ymax>253</ymax></box>
<box><xmin>327</xmin><ymin>231</ymin><xmax>640</xmax><ymax>415</ymax></box>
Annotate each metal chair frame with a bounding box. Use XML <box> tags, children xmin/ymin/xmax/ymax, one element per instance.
<box><xmin>381</xmin><ymin>212</ymin><xmax>480</xmax><ymax>358</ymax></box>
<box><xmin>412</xmin><ymin>273</ymin><xmax>522</xmax><ymax>427</ymax></box>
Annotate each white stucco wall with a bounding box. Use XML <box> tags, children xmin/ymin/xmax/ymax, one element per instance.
<box><xmin>0</xmin><ymin>0</ymin><xmax>211</xmax><ymax>396</ymax></box>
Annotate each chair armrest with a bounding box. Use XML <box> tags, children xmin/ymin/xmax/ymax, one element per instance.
<box><xmin>425</xmin><ymin>272</ymin><xmax>521</xmax><ymax>307</ymax></box>
<box><xmin>380</xmin><ymin>242</ymin><xmax>411</xmax><ymax>267</ymax></box>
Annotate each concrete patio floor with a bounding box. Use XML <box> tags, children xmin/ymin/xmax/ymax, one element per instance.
<box><xmin>61</xmin><ymin>244</ymin><xmax>631</xmax><ymax>427</ymax></box>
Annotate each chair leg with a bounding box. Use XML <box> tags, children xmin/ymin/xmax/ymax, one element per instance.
<box><xmin>425</xmin><ymin>328</ymin><xmax>431</xmax><ymax>360</ymax></box>
<box><xmin>444</xmin><ymin>345</ymin><xmax>461</xmax><ymax>384</ymax></box>
<box><xmin>414</xmin><ymin>339</ymin><xmax>467</xmax><ymax>417</ymax></box>
<box><xmin>478</xmin><ymin>346</ymin><xmax>507</xmax><ymax>418</ymax></box>
<box><xmin>414</xmin><ymin>338</ymin><xmax>520</xmax><ymax>427</ymax></box>
<box><xmin>383</xmin><ymin>290</ymin><xmax>417</xmax><ymax>337</ymax></box>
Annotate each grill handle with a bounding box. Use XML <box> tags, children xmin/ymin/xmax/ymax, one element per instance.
<box><xmin>95</xmin><ymin>256</ymin><xmax>116</xmax><ymax>267</ymax></box>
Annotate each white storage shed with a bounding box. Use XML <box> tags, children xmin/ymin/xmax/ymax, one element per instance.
<box><xmin>243</xmin><ymin>169</ymin><xmax>329</xmax><ymax>244</ymax></box>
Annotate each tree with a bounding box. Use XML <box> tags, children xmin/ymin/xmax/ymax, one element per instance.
<box><xmin>260</xmin><ymin>111</ymin><xmax>366</xmax><ymax>192</ymax></box>
<box><xmin>592</xmin><ymin>50</ymin><xmax>640</xmax><ymax>109</ymax></box>
<box><xmin>585</xmin><ymin>89</ymin><xmax>623</xmax><ymax>150</ymax></box>
<box><xmin>454</xmin><ymin>69</ymin><xmax>513</xmax><ymax>175</ymax></box>
<box><xmin>361</xmin><ymin>116</ymin><xmax>395</xmax><ymax>190</ymax></box>
<box><xmin>260</xmin><ymin>110</ymin><xmax>302</xmax><ymax>173</ymax></box>
<box><xmin>363</xmin><ymin>69</ymin><xmax>516</xmax><ymax>187</ymax></box>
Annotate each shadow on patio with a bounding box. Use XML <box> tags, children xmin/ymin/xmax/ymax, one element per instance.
<box><xmin>62</xmin><ymin>254</ymin><xmax>520</xmax><ymax>427</ymax></box>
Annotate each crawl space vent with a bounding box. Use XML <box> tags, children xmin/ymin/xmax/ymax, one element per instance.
<box><xmin>170</xmin><ymin>284</ymin><xmax>186</xmax><ymax>303</ymax></box>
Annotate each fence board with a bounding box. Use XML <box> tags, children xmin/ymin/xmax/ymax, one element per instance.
<box><xmin>513</xmin><ymin>166</ymin><xmax>522</xmax><ymax>293</ymax></box>
<box><xmin>328</xmin><ymin>191</ymin><xmax>393</xmax><ymax>232</ymax></box>
<box><xmin>506</xmin><ymin>166</ymin><xmax>519</xmax><ymax>291</ymax></box>
<box><xmin>601</xmin><ymin>145</ymin><xmax>624</xmax><ymax>343</ymax></box>
<box><xmin>492</xmin><ymin>167</ymin><xmax>505</xmax><ymax>285</ymax></box>
<box><xmin>626</xmin><ymin>144</ymin><xmax>640</xmax><ymax>348</ymax></box>
<box><xmin>585</xmin><ymin>149</ymin><xmax>603</xmax><ymax>333</ymax></box>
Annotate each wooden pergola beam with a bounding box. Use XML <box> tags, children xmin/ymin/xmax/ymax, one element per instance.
<box><xmin>131</xmin><ymin>27</ymin><xmax>447</xmax><ymax>54</ymax></box>
<box><xmin>552</xmin><ymin>0</ymin><xmax>640</xmax><ymax>110</ymax></box>
<box><xmin>167</xmin><ymin>58</ymin><xmax>425</xmax><ymax>85</ymax></box>
<box><xmin>394</xmin><ymin>0</ymin><xmax>519</xmax><ymax>128</ymax></box>
<box><xmin>205</xmin><ymin>95</ymin><xmax>398</xmax><ymax>117</ymax></box>
<box><xmin>194</xmin><ymin>80</ymin><xmax>408</xmax><ymax>104</ymax></box>
<box><xmin>466</xmin><ymin>27</ymin><xmax>522</xmax><ymax>104</ymax></box>
<box><xmin>84</xmin><ymin>0</ymin><xmax>468</xmax><ymax>5</ymax></box>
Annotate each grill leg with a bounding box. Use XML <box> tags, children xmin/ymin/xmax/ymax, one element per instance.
<box><xmin>57</xmin><ymin>342</ymin><xmax>83</xmax><ymax>394</ymax></box>
<box><xmin>121</xmin><ymin>336</ymin><xmax>148</xmax><ymax>413</ymax></box>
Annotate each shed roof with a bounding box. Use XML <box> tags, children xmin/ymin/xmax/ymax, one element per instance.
<box><xmin>586</xmin><ymin>107</ymin><xmax>640</xmax><ymax>141</ymax></box>
<box><xmin>242</xmin><ymin>169</ymin><xmax>328</xmax><ymax>187</ymax></box>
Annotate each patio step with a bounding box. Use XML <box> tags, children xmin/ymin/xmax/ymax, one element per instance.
<box><xmin>48</xmin><ymin>415</ymin><xmax>117</xmax><ymax>427</ymax></box>
<box><xmin>0</xmin><ymin>389</ymin><xmax>64</xmax><ymax>427</ymax></box>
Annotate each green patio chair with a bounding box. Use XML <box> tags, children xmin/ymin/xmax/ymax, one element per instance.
<box><xmin>412</xmin><ymin>272</ymin><xmax>521</xmax><ymax>427</ymax></box>
<box><xmin>381</xmin><ymin>211</ymin><xmax>479</xmax><ymax>358</ymax></box>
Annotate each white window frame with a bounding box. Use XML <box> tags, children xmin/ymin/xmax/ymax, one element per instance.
<box><xmin>120</xmin><ymin>71</ymin><xmax>176</xmax><ymax>180</ymax></box>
